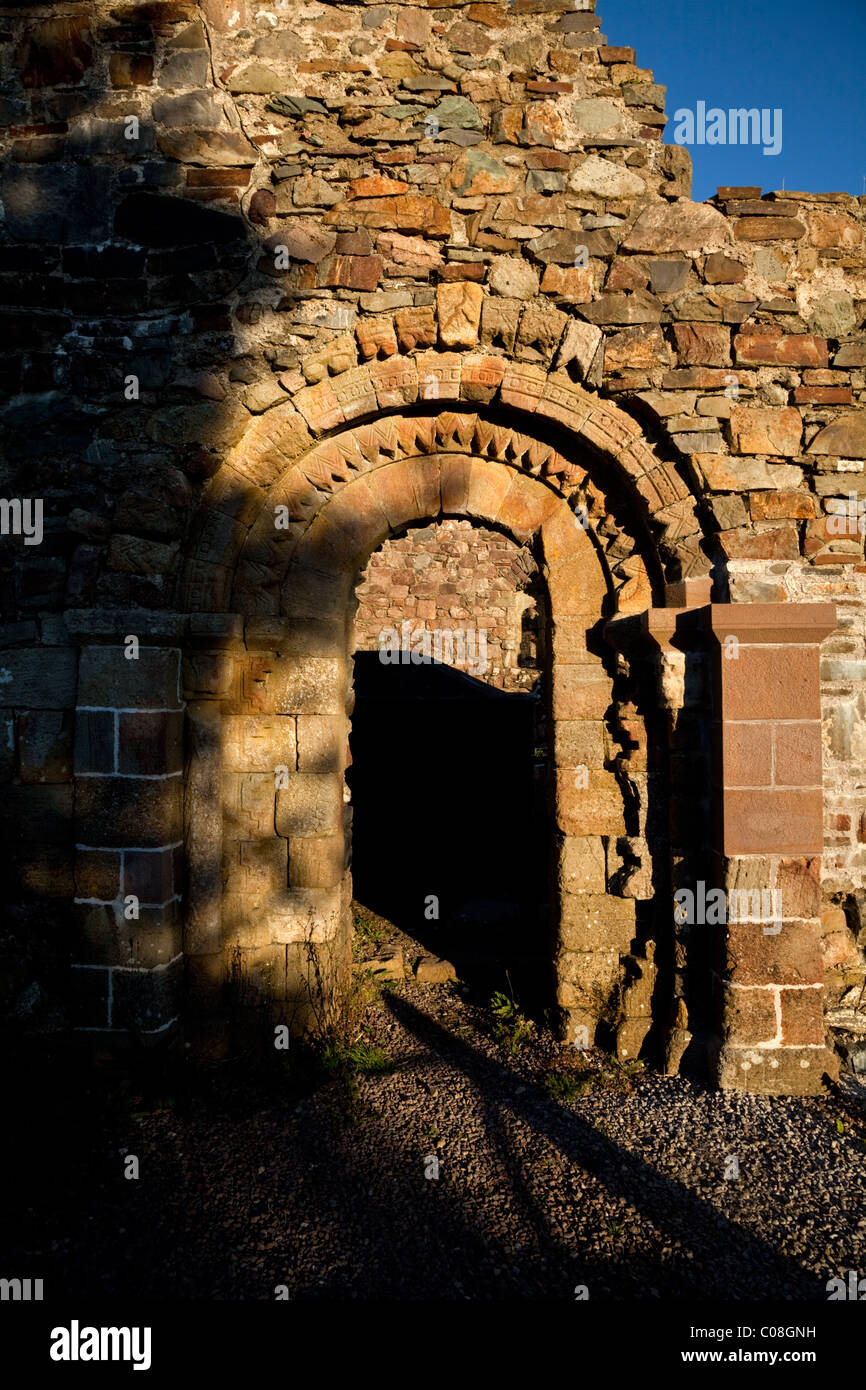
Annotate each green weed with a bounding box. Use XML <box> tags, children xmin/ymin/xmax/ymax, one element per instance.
<box><xmin>543</xmin><ymin>1070</ymin><xmax>592</xmax><ymax>1103</ymax></box>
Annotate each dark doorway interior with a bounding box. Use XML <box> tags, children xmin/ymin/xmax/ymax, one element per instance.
<box><xmin>348</xmin><ymin>651</ymin><xmax>549</xmax><ymax>1003</ymax></box>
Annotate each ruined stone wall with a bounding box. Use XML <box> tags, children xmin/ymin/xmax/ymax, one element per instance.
<box><xmin>353</xmin><ymin>519</ymin><xmax>541</xmax><ymax>689</ymax></box>
<box><xmin>0</xmin><ymin>0</ymin><xmax>864</xmax><ymax>1085</ymax></box>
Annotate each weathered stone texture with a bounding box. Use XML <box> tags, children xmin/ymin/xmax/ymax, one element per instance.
<box><xmin>0</xmin><ymin>0</ymin><xmax>863</xmax><ymax>1088</ymax></box>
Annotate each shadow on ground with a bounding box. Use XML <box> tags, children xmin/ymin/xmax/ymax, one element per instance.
<box><xmin>3</xmin><ymin>980</ymin><xmax>860</xmax><ymax>1302</ymax></box>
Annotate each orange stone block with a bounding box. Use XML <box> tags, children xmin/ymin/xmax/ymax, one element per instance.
<box><xmin>539</xmin><ymin>264</ymin><xmax>593</xmax><ymax>301</ymax></box>
<box><xmin>293</xmin><ymin>380</ymin><xmax>345</xmax><ymax>435</ymax></box>
<box><xmin>726</xmin><ymin>921</ymin><xmax>823</xmax><ymax>987</ymax></box>
<box><xmin>728</xmin><ymin>405</ymin><xmax>802</xmax><ymax>456</ymax></box>
<box><xmin>459</xmin><ymin>354</ymin><xmax>505</xmax><ymax>403</ymax></box>
<box><xmin>552</xmin><ymin>664</ymin><xmax>612</xmax><ymax>720</ymax></box>
<box><xmin>369</xmin><ymin>459</ymin><xmax>433</xmax><ymax>531</ymax></box>
<box><xmin>721</xmin><ymin>645</ymin><xmax>819</xmax><ymax>721</ymax></box>
<box><xmin>722</xmin><ymin>985</ymin><xmax>778</xmax><ymax>1046</ymax></box>
<box><xmin>721</xmin><ymin>721</ymin><xmax>772</xmax><ymax>787</ymax></box>
<box><xmin>439</xmin><ymin>453</ymin><xmax>474</xmax><ymax>514</ymax></box>
<box><xmin>722</xmin><ymin>789</ymin><xmax>824</xmax><ymax>855</ymax></box>
<box><xmin>347</xmin><ymin>175</ymin><xmax>409</xmax><ymax>199</ymax></box>
<box><xmin>779</xmin><ymin>988</ymin><xmax>825</xmax><ymax>1045</ymax></box>
<box><xmin>416</xmin><ymin>350</ymin><xmax>462</xmax><ymax>402</ymax></box>
<box><xmin>496</xmin><ymin>470</ymin><xmax>559</xmax><ymax>542</ymax></box>
<box><xmin>734</xmin><ymin>330</ymin><xmax>828</xmax><ymax>368</ymax></box>
<box><xmin>463</xmin><ymin>455</ymin><xmax>513</xmax><ymax>526</ymax></box>
<box><xmin>773</xmin><ymin>723</ymin><xmax>822</xmax><ymax>787</ymax></box>
<box><xmin>437</xmin><ymin>281</ymin><xmax>483</xmax><ymax>348</ymax></box>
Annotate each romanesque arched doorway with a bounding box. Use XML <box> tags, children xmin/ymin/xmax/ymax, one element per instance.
<box><xmin>166</xmin><ymin>363</ymin><xmax>838</xmax><ymax>1093</ymax></box>
<box><xmin>182</xmin><ymin>384</ymin><xmax>672</xmax><ymax>1050</ymax></box>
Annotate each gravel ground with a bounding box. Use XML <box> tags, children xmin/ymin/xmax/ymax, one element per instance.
<box><xmin>6</xmin><ymin>966</ymin><xmax>866</xmax><ymax>1303</ymax></box>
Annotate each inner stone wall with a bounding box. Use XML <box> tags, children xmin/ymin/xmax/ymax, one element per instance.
<box><xmin>353</xmin><ymin>519</ymin><xmax>542</xmax><ymax>690</ymax></box>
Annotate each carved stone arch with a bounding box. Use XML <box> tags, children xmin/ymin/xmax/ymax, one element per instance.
<box><xmin>263</xmin><ymin>445</ymin><xmax>610</xmax><ymax>620</ymax></box>
<box><xmin>188</xmin><ymin>416</ymin><xmax>639</xmax><ymax>1044</ymax></box>
<box><xmin>177</xmin><ymin>373</ymin><xmax>841</xmax><ymax>1096</ymax></box>
<box><xmin>180</xmin><ymin>356</ymin><xmax>710</xmax><ymax>619</ymax></box>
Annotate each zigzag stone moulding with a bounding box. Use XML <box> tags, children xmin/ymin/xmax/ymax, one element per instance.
<box><xmin>183</xmin><ymin>360</ymin><xmax>706</xmax><ymax>616</ymax></box>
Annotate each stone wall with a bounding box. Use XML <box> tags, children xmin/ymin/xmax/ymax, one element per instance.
<box><xmin>354</xmin><ymin>519</ymin><xmax>541</xmax><ymax>689</ymax></box>
<box><xmin>1</xmin><ymin>0</ymin><xmax>864</xmax><ymax>1091</ymax></box>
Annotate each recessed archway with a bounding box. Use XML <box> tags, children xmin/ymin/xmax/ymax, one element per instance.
<box><xmin>179</xmin><ymin>365</ymin><xmax>712</xmax><ymax>1056</ymax></box>
<box><xmin>161</xmin><ymin>358</ymin><xmax>839</xmax><ymax>1094</ymax></box>
<box><xmin>181</xmin><ymin>382</ymin><xmax>677</xmax><ymax>1041</ymax></box>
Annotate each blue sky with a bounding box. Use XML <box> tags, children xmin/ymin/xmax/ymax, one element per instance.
<box><xmin>601</xmin><ymin>0</ymin><xmax>866</xmax><ymax>202</ymax></box>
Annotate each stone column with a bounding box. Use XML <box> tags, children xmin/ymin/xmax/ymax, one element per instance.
<box><xmin>634</xmin><ymin>583</ymin><xmax>713</xmax><ymax>1074</ymax></box>
<box><xmin>542</xmin><ymin>509</ymin><xmax>627</xmax><ymax>1046</ymax></box>
<box><xmin>551</xmin><ymin>655</ymin><xmax>632</xmax><ymax>1046</ymax></box>
<box><xmin>709</xmin><ymin>603</ymin><xmax>837</xmax><ymax>1094</ymax></box>
<box><xmin>69</xmin><ymin>612</ymin><xmax>185</xmax><ymax>1036</ymax></box>
<box><xmin>216</xmin><ymin>617</ymin><xmax>352</xmax><ymax>1033</ymax></box>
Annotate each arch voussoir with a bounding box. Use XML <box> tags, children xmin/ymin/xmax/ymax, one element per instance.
<box><xmin>184</xmin><ymin>353</ymin><xmax>711</xmax><ymax>615</ymax></box>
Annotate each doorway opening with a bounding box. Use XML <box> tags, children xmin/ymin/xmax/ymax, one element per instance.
<box><xmin>347</xmin><ymin>519</ymin><xmax>549</xmax><ymax>1005</ymax></box>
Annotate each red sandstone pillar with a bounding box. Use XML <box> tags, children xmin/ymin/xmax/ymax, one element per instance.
<box><xmin>709</xmin><ymin>603</ymin><xmax>838</xmax><ymax>1095</ymax></box>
